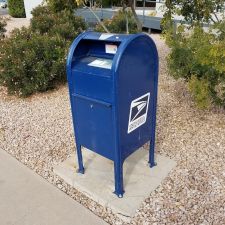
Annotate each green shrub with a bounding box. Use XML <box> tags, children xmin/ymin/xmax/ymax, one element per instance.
<box><xmin>8</xmin><ymin>0</ymin><xmax>26</xmax><ymax>18</ymax></box>
<box><xmin>0</xmin><ymin>28</ymin><xmax>68</xmax><ymax>97</ymax></box>
<box><xmin>0</xmin><ymin>17</ymin><xmax>6</xmax><ymax>39</ymax></box>
<box><xmin>101</xmin><ymin>0</ymin><xmax>111</xmax><ymax>7</ymax></box>
<box><xmin>188</xmin><ymin>75</ymin><xmax>211</xmax><ymax>109</ymax></box>
<box><xmin>167</xmin><ymin>24</ymin><xmax>225</xmax><ymax>108</ymax></box>
<box><xmin>0</xmin><ymin>5</ymin><xmax>86</xmax><ymax>97</ymax></box>
<box><xmin>31</xmin><ymin>6</ymin><xmax>86</xmax><ymax>41</ymax></box>
<box><xmin>95</xmin><ymin>0</ymin><xmax>111</xmax><ymax>7</ymax></box>
<box><xmin>95</xmin><ymin>10</ymin><xmax>138</xmax><ymax>34</ymax></box>
<box><xmin>47</xmin><ymin>0</ymin><xmax>77</xmax><ymax>13</ymax></box>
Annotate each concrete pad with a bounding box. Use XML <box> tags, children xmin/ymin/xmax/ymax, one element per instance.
<box><xmin>0</xmin><ymin>149</ymin><xmax>107</xmax><ymax>225</ymax></box>
<box><xmin>54</xmin><ymin>147</ymin><xmax>176</xmax><ymax>221</ymax></box>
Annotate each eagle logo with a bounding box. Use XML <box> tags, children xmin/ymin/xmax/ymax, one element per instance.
<box><xmin>128</xmin><ymin>93</ymin><xmax>150</xmax><ymax>133</ymax></box>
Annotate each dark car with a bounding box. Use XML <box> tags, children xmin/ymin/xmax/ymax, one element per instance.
<box><xmin>0</xmin><ymin>0</ymin><xmax>7</xmax><ymax>8</ymax></box>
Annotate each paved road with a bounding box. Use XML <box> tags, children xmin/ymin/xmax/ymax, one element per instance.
<box><xmin>0</xmin><ymin>8</ymin><xmax>8</xmax><ymax>16</ymax></box>
<box><xmin>0</xmin><ymin>150</ymin><xmax>108</xmax><ymax>225</ymax></box>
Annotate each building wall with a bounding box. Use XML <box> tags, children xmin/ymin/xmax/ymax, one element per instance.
<box><xmin>24</xmin><ymin>0</ymin><xmax>43</xmax><ymax>18</ymax></box>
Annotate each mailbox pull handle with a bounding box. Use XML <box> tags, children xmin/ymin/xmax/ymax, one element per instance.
<box><xmin>73</xmin><ymin>93</ymin><xmax>112</xmax><ymax>108</ymax></box>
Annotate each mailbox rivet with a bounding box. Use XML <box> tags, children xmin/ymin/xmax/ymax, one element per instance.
<box><xmin>90</xmin><ymin>104</ymin><xmax>93</xmax><ymax>108</ymax></box>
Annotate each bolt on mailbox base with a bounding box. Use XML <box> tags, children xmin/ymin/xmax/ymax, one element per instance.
<box><xmin>114</xmin><ymin>191</ymin><xmax>125</xmax><ymax>198</ymax></box>
<box><xmin>76</xmin><ymin>168</ymin><xmax>85</xmax><ymax>174</ymax></box>
<box><xmin>149</xmin><ymin>162</ymin><xmax>157</xmax><ymax>168</ymax></box>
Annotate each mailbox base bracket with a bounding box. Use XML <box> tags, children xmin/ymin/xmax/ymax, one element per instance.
<box><xmin>113</xmin><ymin>190</ymin><xmax>125</xmax><ymax>198</ymax></box>
<box><xmin>76</xmin><ymin>168</ymin><xmax>85</xmax><ymax>174</ymax></box>
<box><xmin>149</xmin><ymin>162</ymin><xmax>157</xmax><ymax>168</ymax></box>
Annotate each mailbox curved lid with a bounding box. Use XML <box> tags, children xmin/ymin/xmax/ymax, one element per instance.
<box><xmin>81</xmin><ymin>32</ymin><xmax>133</xmax><ymax>42</ymax></box>
<box><xmin>66</xmin><ymin>31</ymin><xmax>158</xmax><ymax>79</ymax></box>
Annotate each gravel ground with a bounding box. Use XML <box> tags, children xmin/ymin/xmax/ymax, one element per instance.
<box><xmin>1</xmin><ymin>16</ymin><xmax>30</xmax><ymax>36</ymax></box>
<box><xmin>1</xmin><ymin>20</ymin><xmax>225</xmax><ymax>225</ymax></box>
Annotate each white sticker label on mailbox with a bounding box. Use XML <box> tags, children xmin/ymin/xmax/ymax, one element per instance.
<box><xmin>88</xmin><ymin>58</ymin><xmax>112</xmax><ymax>69</ymax></box>
<box><xmin>105</xmin><ymin>44</ymin><xmax>117</xmax><ymax>54</ymax></box>
<box><xmin>128</xmin><ymin>93</ymin><xmax>150</xmax><ymax>133</ymax></box>
<box><xmin>99</xmin><ymin>33</ymin><xmax>114</xmax><ymax>40</ymax></box>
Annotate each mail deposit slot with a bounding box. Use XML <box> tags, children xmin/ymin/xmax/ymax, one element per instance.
<box><xmin>66</xmin><ymin>32</ymin><xmax>159</xmax><ymax>197</ymax></box>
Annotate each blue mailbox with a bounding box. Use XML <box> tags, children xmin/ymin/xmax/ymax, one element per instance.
<box><xmin>67</xmin><ymin>32</ymin><xmax>159</xmax><ymax>197</ymax></box>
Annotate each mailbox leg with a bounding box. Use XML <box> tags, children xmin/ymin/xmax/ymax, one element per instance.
<box><xmin>76</xmin><ymin>144</ymin><xmax>85</xmax><ymax>174</ymax></box>
<box><xmin>149</xmin><ymin>139</ymin><xmax>157</xmax><ymax>168</ymax></box>
<box><xmin>114</xmin><ymin>161</ymin><xmax>124</xmax><ymax>198</ymax></box>
<box><xmin>149</xmin><ymin>98</ymin><xmax>157</xmax><ymax>168</ymax></box>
